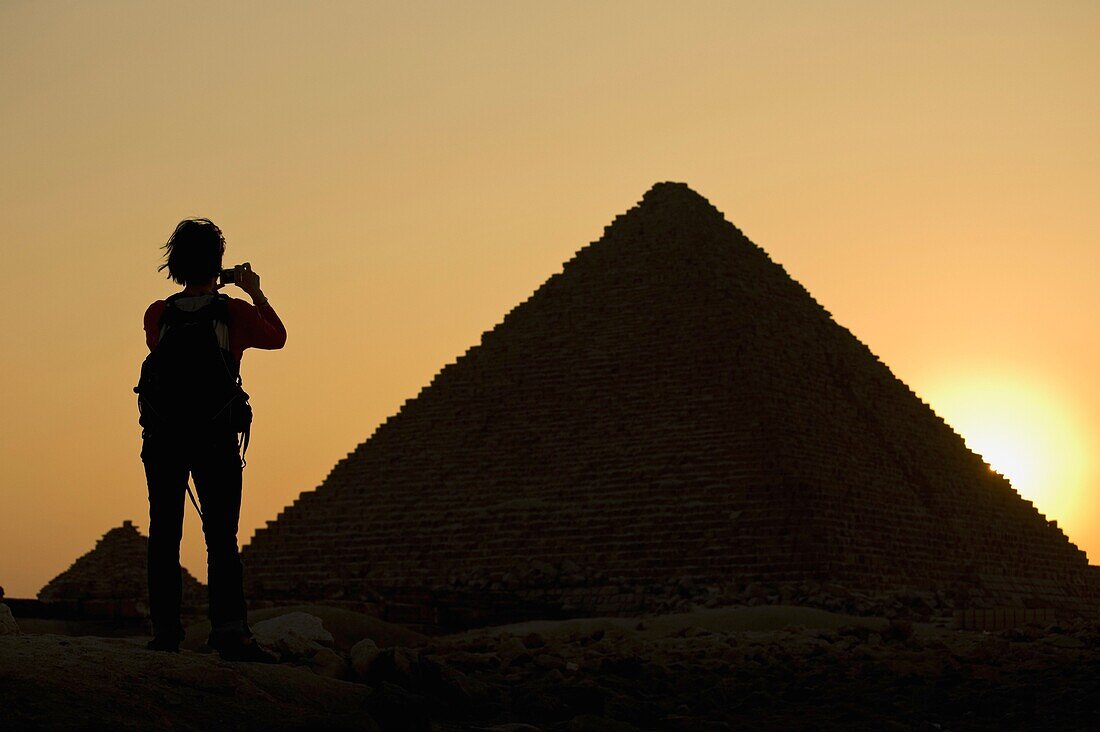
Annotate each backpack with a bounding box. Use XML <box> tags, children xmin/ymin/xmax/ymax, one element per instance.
<box><xmin>134</xmin><ymin>292</ymin><xmax>253</xmax><ymax>468</ymax></box>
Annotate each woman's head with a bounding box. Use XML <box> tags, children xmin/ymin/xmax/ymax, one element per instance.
<box><xmin>158</xmin><ymin>218</ymin><xmax>226</xmax><ymax>285</ymax></box>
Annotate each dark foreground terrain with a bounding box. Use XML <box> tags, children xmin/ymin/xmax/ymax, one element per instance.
<box><xmin>2</xmin><ymin>604</ymin><xmax>1097</xmax><ymax>730</ymax></box>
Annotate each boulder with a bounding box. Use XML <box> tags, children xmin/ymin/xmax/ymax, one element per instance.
<box><xmin>181</xmin><ymin>604</ymin><xmax>426</xmax><ymax>653</ymax></box>
<box><xmin>419</xmin><ymin>654</ymin><xmax>487</xmax><ymax>707</ymax></box>
<box><xmin>0</xmin><ymin>604</ymin><xmax>18</xmax><ymax>635</ymax></box>
<box><xmin>351</xmin><ymin>638</ymin><xmax>381</xmax><ymax>678</ymax></box>
<box><xmin>357</xmin><ymin>648</ymin><xmax>484</xmax><ymax>708</ymax></box>
<box><xmin>534</xmin><ymin>652</ymin><xmax>566</xmax><ymax>671</ymax></box>
<box><xmin>252</xmin><ymin>612</ymin><xmax>333</xmax><ymax>661</ymax></box>
<box><xmin>498</xmin><ymin>637</ymin><xmax>531</xmax><ymax>668</ymax></box>
<box><xmin>0</xmin><ymin>634</ymin><xmax>379</xmax><ymax>729</ymax></box>
<box><xmin>360</xmin><ymin>647</ymin><xmax>422</xmax><ymax>687</ymax></box>
<box><xmin>1041</xmin><ymin>635</ymin><xmax>1086</xmax><ymax>649</ymax></box>
<box><xmin>308</xmin><ymin>647</ymin><xmax>350</xmax><ymax>679</ymax></box>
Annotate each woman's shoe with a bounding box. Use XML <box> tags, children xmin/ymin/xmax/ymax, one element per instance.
<box><xmin>214</xmin><ymin>635</ymin><xmax>277</xmax><ymax>664</ymax></box>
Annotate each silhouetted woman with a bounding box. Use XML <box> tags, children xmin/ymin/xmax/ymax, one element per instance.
<box><xmin>139</xmin><ymin>218</ymin><xmax>286</xmax><ymax>660</ymax></box>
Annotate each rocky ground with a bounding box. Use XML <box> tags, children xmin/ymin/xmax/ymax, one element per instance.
<box><xmin>2</xmin><ymin>602</ymin><xmax>1098</xmax><ymax>730</ymax></box>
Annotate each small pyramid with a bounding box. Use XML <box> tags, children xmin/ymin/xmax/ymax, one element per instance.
<box><xmin>38</xmin><ymin>521</ymin><xmax>205</xmax><ymax>605</ymax></box>
<box><xmin>243</xmin><ymin>182</ymin><xmax>1097</xmax><ymax>624</ymax></box>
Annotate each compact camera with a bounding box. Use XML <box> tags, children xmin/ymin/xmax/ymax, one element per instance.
<box><xmin>218</xmin><ymin>268</ymin><xmax>238</xmax><ymax>286</ymax></box>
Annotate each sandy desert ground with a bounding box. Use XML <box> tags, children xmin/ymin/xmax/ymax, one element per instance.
<box><xmin>2</xmin><ymin>603</ymin><xmax>1098</xmax><ymax>730</ymax></box>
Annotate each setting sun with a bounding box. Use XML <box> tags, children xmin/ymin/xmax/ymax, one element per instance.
<box><xmin>919</xmin><ymin>370</ymin><xmax>1092</xmax><ymax>528</ymax></box>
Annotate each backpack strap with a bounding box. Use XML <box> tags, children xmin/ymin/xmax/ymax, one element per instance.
<box><xmin>159</xmin><ymin>293</ymin><xmax>234</xmax><ymax>358</ymax></box>
<box><xmin>162</xmin><ymin>292</ymin><xmax>225</xmax><ymax>319</ymax></box>
<box><xmin>239</xmin><ymin>426</ymin><xmax>250</xmax><ymax>469</ymax></box>
<box><xmin>186</xmin><ymin>485</ymin><xmax>204</xmax><ymax>521</ymax></box>
<box><xmin>160</xmin><ymin>292</ymin><xmax>217</xmax><ymax>335</ymax></box>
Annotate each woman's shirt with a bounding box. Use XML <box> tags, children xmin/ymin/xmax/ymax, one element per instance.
<box><xmin>143</xmin><ymin>294</ymin><xmax>287</xmax><ymax>366</ymax></box>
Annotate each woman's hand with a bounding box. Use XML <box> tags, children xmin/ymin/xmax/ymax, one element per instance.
<box><xmin>234</xmin><ymin>262</ymin><xmax>264</xmax><ymax>301</ymax></box>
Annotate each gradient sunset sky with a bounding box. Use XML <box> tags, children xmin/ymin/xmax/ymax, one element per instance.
<box><xmin>1</xmin><ymin>1</ymin><xmax>1097</xmax><ymax>597</ymax></box>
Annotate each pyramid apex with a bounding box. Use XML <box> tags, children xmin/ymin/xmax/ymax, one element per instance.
<box><xmin>633</xmin><ymin>181</ymin><xmax>727</xmax><ymax>229</ymax></box>
<box><xmin>643</xmin><ymin>180</ymin><xmax>695</xmax><ymax>193</ymax></box>
<box><xmin>639</xmin><ymin>181</ymin><xmax>707</xmax><ymax>205</ymax></box>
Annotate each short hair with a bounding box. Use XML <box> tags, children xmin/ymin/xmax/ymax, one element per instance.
<box><xmin>157</xmin><ymin>218</ymin><xmax>226</xmax><ymax>285</ymax></box>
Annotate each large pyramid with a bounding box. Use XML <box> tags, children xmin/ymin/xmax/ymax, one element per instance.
<box><xmin>244</xmin><ymin>182</ymin><xmax>1096</xmax><ymax>627</ymax></box>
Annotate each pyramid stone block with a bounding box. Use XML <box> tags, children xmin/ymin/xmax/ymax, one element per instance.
<box><xmin>242</xmin><ymin>182</ymin><xmax>1098</xmax><ymax>628</ymax></box>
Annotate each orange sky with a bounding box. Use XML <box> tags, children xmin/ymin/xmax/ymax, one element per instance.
<box><xmin>1</xmin><ymin>1</ymin><xmax>1097</xmax><ymax>598</ymax></box>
